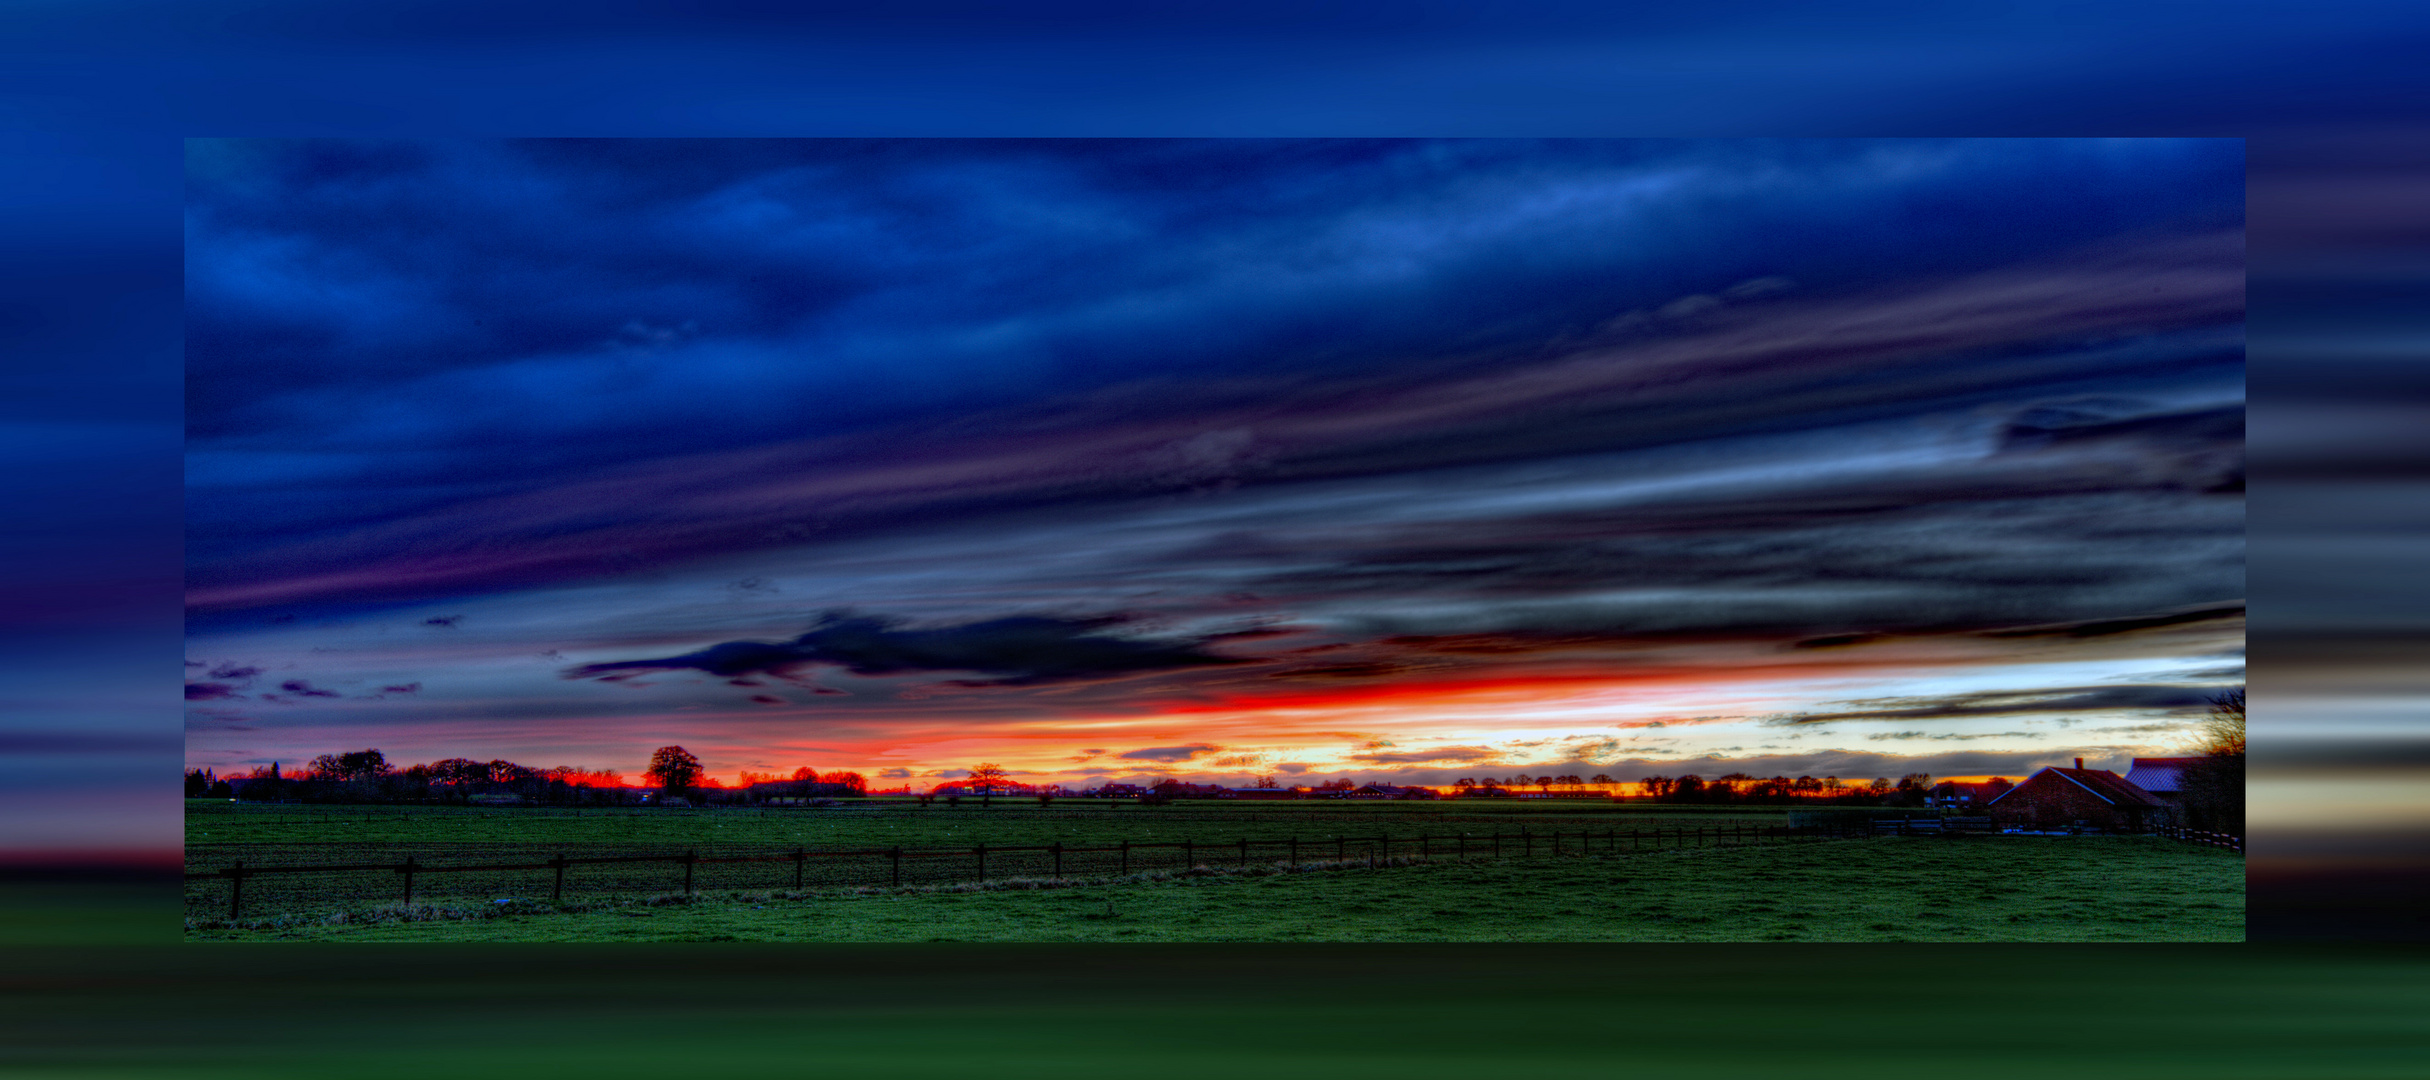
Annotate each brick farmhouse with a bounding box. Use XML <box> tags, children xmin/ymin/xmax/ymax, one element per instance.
<box><xmin>1985</xmin><ymin>758</ymin><xmax>2173</xmax><ymax>832</ymax></box>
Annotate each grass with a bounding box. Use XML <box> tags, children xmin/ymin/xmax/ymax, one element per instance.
<box><xmin>185</xmin><ymin>796</ymin><xmax>1784</xmax><ymax>847</ymax></box>
<box><xmin>184</xmin><ymin>834</ymin><xmax>2244</xmax><ymax>942</ymax></box>
<box><xmin>11</xmin><ymin>941</ymin><xmax>2423</xmax><ymax>1080</ymax></box>
<box><xmin>185</xmin><ymin>797</ymin><xmax>1808</xmax><ymax>918</ymax></box>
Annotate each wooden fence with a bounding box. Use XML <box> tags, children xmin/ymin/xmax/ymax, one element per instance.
<box><xmin>188</xmin><ymin>820</ymin><xmax>1867</xmax><ymax>919</ymax></box>
<box><xmin>2155</xmin><ymin>824</ymin><xmax>2244</xmax><ymax>853</ymax></box>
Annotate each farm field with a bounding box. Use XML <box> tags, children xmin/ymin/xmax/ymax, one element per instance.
<box><xmin>186</xmin><ymin>797</ymin><xmax>1820</xmax><ymax>919</ymax></box>
<box><xmin>12</xmin><ymin>941</ymin><xmax>2419</xmax><ymax>1080</ymax></box>
<box><xmin>186</xmin><ymin>796</ymin><xmax>1790</xmax><ymax>848</ymax></box>
<box><xmin>185</xmin><ymin>813</ymin><xmax>2243</xmax><ymax>942</ymax></box>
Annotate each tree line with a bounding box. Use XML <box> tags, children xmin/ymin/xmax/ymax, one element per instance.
<box><xmin>184</xmin><ymin>744</ymin><xmax>866</xmax><ymax>806</ymax></box>
<box><xmin>1439</xmin><ymin>772</ymin><xmax>1952</xmax><ymax>805</ymax></box>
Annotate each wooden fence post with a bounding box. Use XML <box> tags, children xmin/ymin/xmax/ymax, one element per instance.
<box><xmin>226</xmin><ymin>861</ymin><xmax>245</xmax><ymax>919</ymax></box>
<box><xmin>1421</xmin><ymin>834</ymin><xmax>1429</xmax><ymax>860</ymax></box>
<box><xmin>401</xmin><ymin>856</ymin><xmax>417</xmax><ymax>905</ymax></box>
<box><xmin>1493</xmin><ymin>832</ymin><xmax>1501</xmax><ymax>857</ymax></box>
<box><xmin>890</xmin><ymin>846</ymin><xmax>903</xmax><ymax>887</ymax></box>
<box><xmin>1053</xmin><ymin>841</ymin><xmax>1064</xmax><ymax>879</ymax></box>
<box><xmin>1458</xmin><ymin>833</ymin><xmax>1466</xmax><ymax>860</ymax></box>
<box><xmin>1183</xmin><ymin>839</ymin><xmax>1193</xmax><ymax>869</ymax></box>
<box><xmin>792</xmin><ymin>848</ymin><xmax>805</xmax><ymax>890</ymax></box>
<box><xmin>1288</xmin><ymin>837</ymin><xmax>1297</xmax><ymax>867</ymax></box>
<box><xmin>976</xmin><ymin>842</ymin><xmax>987</xmax><ymax>882</ymax></box>
<box><xmin>1336</xmin><ymin>836</ymin><xmax>1345</xmax><ymax>862</ymax></box>
<box><xmin>683</xmin><ymin>850</ymin><xmax>695</xmax><ymax>895</ymax></box>
<box><xmin>552</xmin><ymin>854</ymin><xmax>567</xmax><ymax>902</ymax></box>
<box><xmin>1119</xmin><ymin>840</ymin><xmax>1129</xmax><ymax>876</ymax></box>
<box><xmin>1522</xmin><ymin>827</ymin><xmax>1531</xmax><ymax>858</ymax></box>
<box><xmin>1239</xmin><ymin>838</ymin><xmax>1248</xmax><ymax>868</ymax></box>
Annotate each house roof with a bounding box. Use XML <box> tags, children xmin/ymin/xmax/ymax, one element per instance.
<box><xmin>1986</xmin><ymin>767</ymin><xmax>2169</xmax><ymax>809</ymax></box>
<box><xmin>2123</xmin><ymin>757</ymin><xmax>2201</xmax><ymax>793</ymax></box>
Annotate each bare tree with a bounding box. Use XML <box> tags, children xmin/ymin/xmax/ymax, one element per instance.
<box><xmin>2178</xmin><ymin>688</ymin><xmax>2245</xmax><ymax>833</ymax></box>
<box><xmin>967</xmin><ymin>762</ymin><xmax>1009</xmax><ymax>805</ymax></box>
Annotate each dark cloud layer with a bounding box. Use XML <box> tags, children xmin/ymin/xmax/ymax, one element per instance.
<box><xmin>1769</xmin><ymin>684</ymin><xmax>2231</xmax><ymax>726</ymax></box>
<box><xmin>186</xmin><ymin>139</ymin><xmax>2241</xmax><ymax>618</ymax></box>
<box><xmin>565</xmin><ymin>612</ymin><xmax>1252</xmax><ymax>689</ymax></box>
<box><xmin>1116</xmin><ymin>744</ymin><xmax>1224</xmax><ymax>762</ymax></box>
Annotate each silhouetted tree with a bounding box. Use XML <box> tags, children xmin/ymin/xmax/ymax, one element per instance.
<box><xmin>647</xmin><ymin>745</ymin><xmax>703</xmax><ymax>797</ymax></box>
<box><xmin>966</xmin><ymin>763</ymin><xmax>1008</xmax><ymax>805</ymax></box>
<box><xmin>2178</xmin><ymin>688</ymin><xmax>2245</xmax><ymax>833</ymax></box>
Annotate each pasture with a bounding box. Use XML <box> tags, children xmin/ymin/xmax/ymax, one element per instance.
<box><xmin>185</xmin><ymin>800</ymin><xmax>2242</xmax><ymax>942</ymax></box>
<box><xmin>185</xmin><ymin>797</ymin><xmax>1805</xmax><ymax>919</ymax></box>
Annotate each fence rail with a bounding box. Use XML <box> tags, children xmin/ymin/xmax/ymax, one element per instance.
<box><xmin>2156</xmin><ymin>824</ymin><xmax>2244</xmax><ymax>853</ymax></box>
<box><xmin>188</xmin><ymin>821</ymin><xmax>1868</xmax><ymax>919</ymax></box>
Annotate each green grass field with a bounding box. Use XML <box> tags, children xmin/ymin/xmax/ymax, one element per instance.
<box><xmin>185</xmin><ymin>798</ymin><xmax>2243</xmax><ymax>942</ymax></box>
<box><xmin>12</xmin><ymin>942</ymin><xmax>2419</xmax><ymax>1080</ymax></box>
<box><xmin>185</xmin><ymin>797</ymin><xmax>1812</xmax><ymax>920</ymax></box>
<box><xmin>186</xmin><ymin>795</ymin><xmax>1786</xmax><ymax>848</ymax></box>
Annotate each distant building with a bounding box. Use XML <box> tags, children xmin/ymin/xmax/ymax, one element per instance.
<box><xmin>1928</xmin><ymin>780</ymin><xmax>2013</xmax><ymax>809</ymax></box>
<box><xmin>1225</xmin><ymin>787</ymin><xmax>1300</xmax><ymax>800</ymax></box>
<box><xmin>2122</xmin><ymin>757</ymin><xmax>2201</xmax><ymax>805</ymax></box>
<box><xmin>1985</xmin><ymin>759</ymin><xmax>2172</xmax><ymax>831</ymax></box>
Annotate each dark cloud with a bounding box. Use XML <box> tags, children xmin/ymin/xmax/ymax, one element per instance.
<box><xmin>277</xmin><ymin>679</ymin><xmax>341</xmax><ymax>698</ymax></box>
<box><xmin>1767</xmin><ymin>684</ymin><xmax>2231</xmax><ymax>726</ymax></box>
<box><xmin>1348</xmin><ymin>745</ymin><xmax>1502</xmax><ymax>765</ymax></box>
<box><xmin>565</xmin><ymin>612</ymin><xmax>1254</xmax><ymax>689</ymax></box>
<box><xmin>748</xmin><ymin>695</ymin><xmax>786</xmax><ymax>705</ymax></box>
<box><xmin>1866</xmin><ymin>730</ymin><xmax>2042</xmax><ymax>742</ymax></box>
<box><xmin>185</xmin><ymin>682</ymin><xmax>240</xmax><ymax>700</ymax></box>
<box><xmin>1269</xmin><ymin>662</ymin><xmax>1407</xmax><ymax>680</ymax></box>
<box><xmin>185</xmin><ymin>139</ymin><xmax>2241</xmax><ymax>618</ymax></box>
<box><xmin>1116</xmin><ymin>743</ymin><xmax>1223</xmax><ymax>762</ymax></box>
<box><xmin>207</xmin><ymin>663</ymin><xmax>262</xmax><ymax>681</ymax></box>
<box><xmin>424</xmin><ymin>615</ymin><xmax>462</xmax><ymax>628</ymax></box>
<box><xmin>1985</xmin><ymin>603</ymin><xmax>2245</xmax><ymax>639</ymax></box>
<box><xmin>379</xmin><ymin>682</ymin><xmax>420</xmax><ymax>695</ymax></box>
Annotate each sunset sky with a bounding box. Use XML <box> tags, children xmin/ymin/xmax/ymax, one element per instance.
<box><xmin>184</xmin><ymin>138</ymin><xmax>2244</xmax><ymax>790</ymax></box>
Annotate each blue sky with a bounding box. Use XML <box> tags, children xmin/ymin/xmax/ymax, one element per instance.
<box><xmin>180</xmin><ymin>138</ymin><xmax>2244</xmax><ymax>790</ymax></box>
